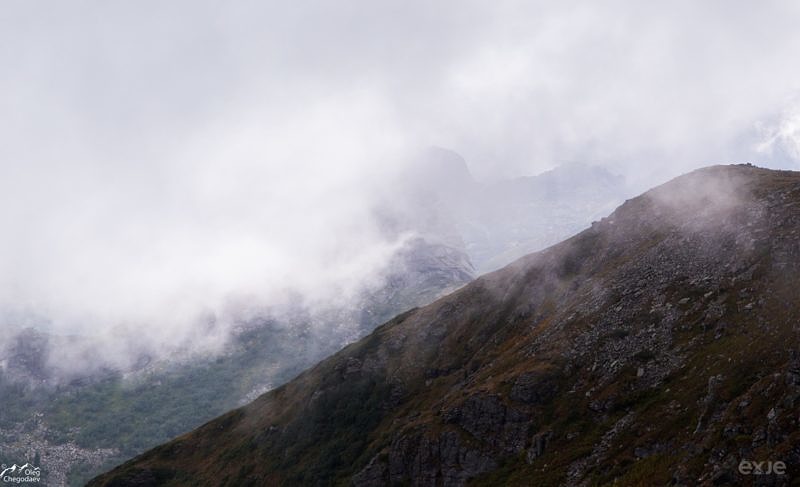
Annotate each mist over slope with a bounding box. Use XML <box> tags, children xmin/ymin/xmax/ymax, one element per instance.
<box><xmin>0</xmin><ymin>199</ymin><xmax>476</xmax><ymax>487</ymax></box>
<box><xmin>90</xmin><ymin>164</ymin><xmax>800</xmax><ymax>486</ymax></box>
<box><xmin>0</xmin><ymin>148</ymin><xmax>625</xmax><ymax>384</ymax></box>
<box><xmin>0</xmin><ymin>151</ymin><xmax>626</xmax><ymax>485</ymax></box>
<box><xmin>0</xmin><ymin>149</ymin><xmax>625</xmax><ymax>377</ymax></box>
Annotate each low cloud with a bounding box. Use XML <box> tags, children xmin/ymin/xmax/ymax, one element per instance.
<box><xmin>756</xmin><ymin>99</ymin><xmax>800</xmax><ymax>163</ymax></box>
<box><xmin>2</xmin><ymin>1</ymin><xmax>800</xmax><ymax>358</ymax></box>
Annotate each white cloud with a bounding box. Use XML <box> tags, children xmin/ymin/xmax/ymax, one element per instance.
<box><xmin>1</xmin><ymin>0</ymin><xmax>800</xmax><ymax>353</ymax></box>
<box><xmin>756</xmin><ymin>99</ymin><xmax>800</xmax><ymax>162</ymax></box>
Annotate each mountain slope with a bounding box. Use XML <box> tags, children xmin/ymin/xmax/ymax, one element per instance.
<box><xmin>90</xmin><ymin>164</ymin><xmax>800</xmax><ymax>486</ymax></box>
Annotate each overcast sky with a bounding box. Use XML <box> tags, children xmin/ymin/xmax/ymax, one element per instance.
<box><xmin>2</xmin><ymin>1</ymin><xmax>800</xmax><ymax>347</ymax></box>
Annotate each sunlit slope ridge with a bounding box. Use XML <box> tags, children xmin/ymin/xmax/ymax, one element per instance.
<box><xmin>91</xmin><ymin>165</ymin><xmax>800</xmax><ymax>486</ymax></box>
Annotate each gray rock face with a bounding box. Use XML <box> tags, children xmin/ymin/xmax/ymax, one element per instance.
<box><xmin>510</xmin><ymin>370</ymin><xmax>559</xmax><ymax>405</ymax></box>
<box><xmin>353</xmin><ymin>430</ymin><xmax>498</xmax><ymax>487</ymax></box>
<box><xmin>450</xmin><ymin>394</ymin><xmax>531</xmax><ymax>454</ymax></box>
<box><xmin>526</xmin><ymin>430</ymin><xmax>553</xmax><ymax>464</ymax></box>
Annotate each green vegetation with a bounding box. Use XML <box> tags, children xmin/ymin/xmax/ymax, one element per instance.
<box><xmin>45</xmin><ymin>326</ymin><xmax>309</xmax><ymax>453</ymax></box>
<box><xmin>1</xmin><ymin>324</ymin><xmax>315</xmax><ymax>484</ymax></box>
<box><xmin>0</xmin><ymin>380</ymin><xmax>41</xmax><ymax>428</ymax></box>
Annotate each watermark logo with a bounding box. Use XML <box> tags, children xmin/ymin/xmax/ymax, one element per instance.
<box><xmin>739</xmin><ymin>459</ymin><xmax>786</xmax><ymax>476</ymax></box>
<box><xmin>0</xmin><ymin>464</ymin><xmax>41</xmax><ymax>484</ymax></box>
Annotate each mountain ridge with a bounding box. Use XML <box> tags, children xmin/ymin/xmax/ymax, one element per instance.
<box><xmin>91</xmin><ymin>164</ymin><xmax>800</xmax><ymax>486</ymax></box>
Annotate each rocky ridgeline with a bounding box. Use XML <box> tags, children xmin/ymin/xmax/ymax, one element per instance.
<box><xmin>90</xmin><ymin>165</ymin><xmax>800</xmax><ymax>486</ymax></box>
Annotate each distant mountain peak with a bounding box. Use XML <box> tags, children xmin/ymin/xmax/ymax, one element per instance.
<box><xmin>422</xmin><ymin>146</ymin><xmax>475</xmax><ymax>183</ymax></box>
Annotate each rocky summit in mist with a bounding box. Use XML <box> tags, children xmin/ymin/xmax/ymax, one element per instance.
<box><xmin>401</xmin><ymin>148</ymin><xmax>626</xmax><ymax>273</ymax></box>
<box><xmin>88</xmin><ymin>164</ymin><xmax>800</xmax><ymax>486</ymax></box>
